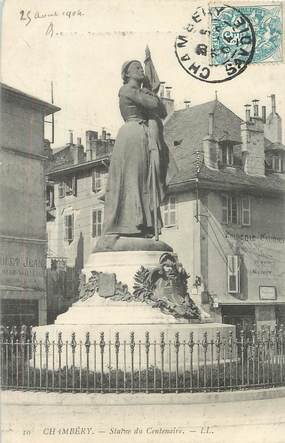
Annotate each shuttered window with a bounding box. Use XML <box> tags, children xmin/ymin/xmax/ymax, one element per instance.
<box><xmin>227</xmin><ymin>255</ymin><xmax>240</xmax><ymax>293</ymax></box>
<box><xmin>272</xmin><ymin>155</ymin><xmax>283</xmax><ymax>172</ymax></box>
<box><xmin>241</xmin><ymin>197</ymin><xmax>251</xmax><ymax>226</ymax></box>
<box><xmin>64</xmin><ymin>214</ymin><xmax>74</xmax><ymax>242</ymax></box>
<box><xmin>58</xmin><ymin>177</ymin><xmax>77</xmax><ymax>197</ymax></box>
<box><xmin>92</xmin><ymin>170</ymin><xmax>107</xmax><ymax>193</ymax></box>
<box><xmin>58</xmin><ymin>182</ymin><xmax>65</xmax><ymax>198</ymax></box>
<box><xmin>221</xmin><ymin>195</ymin><xmax>228</xmax><ymax>224</ymax></box>
<box><xmin>92</xmin><ymin>209</ymin><xmax>104</xmax><ymax>237</ymax></box>
<box><xmin>221</xmin><ymin>195</ymin><xmax>251</xmax><ymax>226</ymax></box>
<box><xmin>162</xmin><ymin>196</ymin><xmax>176</xmax><ymax>227</ymax></box>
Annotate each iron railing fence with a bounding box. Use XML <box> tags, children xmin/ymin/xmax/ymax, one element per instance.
<box><xmin>0</xmin><ymin>325</ymin><xmax>284</xmax><ymax>394</ymax></box>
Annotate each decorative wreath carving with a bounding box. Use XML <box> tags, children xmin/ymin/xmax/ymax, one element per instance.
<box><xmin>79</xmin><ymin>253</ymin><xmax>200</xmax><ymax>320</ymax></box>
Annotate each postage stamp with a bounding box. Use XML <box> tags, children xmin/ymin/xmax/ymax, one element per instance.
<box><xmin>174</xmin><ymin>4</ymin><xmax>255</xmax><ymax>83</ymax></box>
<box><xmin>210</xmin><ymin>3</ymin><xmax>283</xmax><ymax>64</ymax></box>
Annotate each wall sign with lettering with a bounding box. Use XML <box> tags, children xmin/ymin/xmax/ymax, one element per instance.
<box><xmin>259</xmin><ymin>286</ymin><xmax>277</xmax><ymax>301</ymax></box>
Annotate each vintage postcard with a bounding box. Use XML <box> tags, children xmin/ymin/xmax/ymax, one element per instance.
<box><xmin>1</xmin><ymin>0</ymin><xmax>285</xmax><ymax>442</ymax></box>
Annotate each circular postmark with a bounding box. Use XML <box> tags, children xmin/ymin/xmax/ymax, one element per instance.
<box><xmin>174</xmin><ymin>5</ymin><xmax>256</xmax><ymax>83</ymax></box>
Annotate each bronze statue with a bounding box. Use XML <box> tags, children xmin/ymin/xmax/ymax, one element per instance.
<box><xmin>102</xmin><ymin>49</ymin><xmax>176</xmax><ymax>240</ymax></box>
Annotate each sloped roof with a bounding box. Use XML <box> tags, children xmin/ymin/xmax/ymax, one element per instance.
<box><xmin>164</xmin><ymin>100</ymin><xmax>242</xmax><ymax>172</ymax></box>
<box><xmin>165</xmin><ymin>100</ymin><xmax>285</xmax><ymax>195</ymax></box>
<box><xmin>169</xmin><ymin>161</ymin><xmax>285</xmax><ymax>195</ymax></box>
<box><xmin>1</xmin><ymin>82</ymin><xmax>60</xmax><ymax>115</ymax></box>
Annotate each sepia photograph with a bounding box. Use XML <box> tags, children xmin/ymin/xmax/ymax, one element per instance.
<box><xmin>0</xmin><ymin>0</ymin><xmax>285</xmax><ymax>442</ymax></box>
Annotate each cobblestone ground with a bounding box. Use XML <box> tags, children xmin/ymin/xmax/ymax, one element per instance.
<box><xmin>1</xmin><ymin>392</ymin><xmax>285</xmax><ymax>443</ymax></box>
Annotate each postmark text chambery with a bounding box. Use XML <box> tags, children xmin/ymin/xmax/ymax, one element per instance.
<box><xmin>175</xmin><ymin>4</ymin><xmax>255</xmax><ymax>83</ymax></box>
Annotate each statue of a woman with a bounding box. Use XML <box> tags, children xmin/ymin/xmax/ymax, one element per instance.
<box><xmin>102</xmin><ymin>59</ymin><xmax>175</xmax><ymax>239</ymax></box>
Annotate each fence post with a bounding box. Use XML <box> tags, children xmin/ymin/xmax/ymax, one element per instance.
<box><xmin>71</xmin><ymin>332</ymin><xmax>77</xmax><ymax>393</ymax></box>
<box><xmin>44</xmin><ymin>332</ymin><xmax>50</xmax><ymax>392</ymax></box>
<box><xmin>215</xmin><ymin>331</ymin><xmax>221</xmax><ymax>391</ymax></box>
<box><xmin>57</xmin><ymin>332</ymin><xmax>63</xmax><ymax>392</ymax></box>
<box><xmin>0</xmin><ymin>326</ymin><xmax>4</xmax><ymax>387</ymax></box>
<box><xmin>100</xmin><ymin>332</ymin><xmax>105</xmax><ymax>393</ymax></box>
<box><xmin>202</xmin><ymin>332</ymin><xmax>208</xmax><ymax>391</ymax></box>
<box><xmin>145</xmin><ymin>331</ymin><xmax>150</xmax><ymax>394</ymax></box>
<box><xmin>188</xmin><ymin>332</ymin><xmax>194</xmax><ymax>392</ymax></box>
<box><xmin>160</xmin><ymin>332</ymin><xmax>165</xmax><ymax>394</ymax></box>
<box><xmin>228</xmin><ymin>331</ymin><xmax>233</xmax><ymax>389</ymax></box>
<box><xmin>174</xmin><ymin>332</ymin><xmax>180</xmax><ymax>394</ymax></box>
<box><xmin>115</xmin><ymin>332</ymin><xmax>120</xmax><ymax>394</ymax></box>
<box><xmin>130</xmin><ymin>332</ymin><xmax>135</xmax><ymax>394</ymax></box>
<box><xmin>85</xmin><ymin>332</ymin><xmax>91</xmax><ymax>393</ymax></box>
<box><xmin>20</xmin><ymin>325</ymin><xmax>27</xmax><ymax>388</ymax></box>
<box><xmin>279</xmin><ymin>325</ymin><xmax>284</xmax><ymax>384</ymax></box>
<box><xmin>240</xmin><ymin>329</ymin><xmax>244</xmax><ymax>388</ymax></box>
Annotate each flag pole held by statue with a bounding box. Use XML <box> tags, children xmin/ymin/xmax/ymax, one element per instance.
<box><xmin>144</xmin><ymin>46</ymin><xmax>161</xmax><ymax>242</ymax></box>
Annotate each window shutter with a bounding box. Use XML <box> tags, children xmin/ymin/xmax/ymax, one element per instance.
<box><xmin>227</xmin><ymin>255</ymin><xmax>240</xmax><ymax>293</ymax></box>
<box><xmin>98</xmin><ymin>209</ymin><xmax>102</xmax><ymax>236</ymax></box>
<box><xmin>64</xmin><ymin>215</ymin><xmax>68</xmax><ymax>241</ymax></box>
<box><xmin>64</xmin><ymin>214</ymin><xmax>74</xmax><ymax>242</ymax></box>
<box><xmin>241</xmin><ymin>197</ymin><xmax>251</xmax><ymax>226</ymax></box>
<box><xmin>221</xmin><ymin>195</ymin><xmax>228</xmax><ymax>224</ymax></box>
<box><xmin>72</xmin><ymin>214</ymin><xmax>75</xmax><ymax>240</ymax></box>
<box><xmin>92</xmin><ymin>170</ymin><xmax>102</xmax><ymax>193</ymax></box>
<box><xmin>92</xmin><ymin>210</ymin><xmax>97</xmax><ymax>237</ymax></box>
<box><xmin>162</xmin><ymin>196</ymin><xmax>176</xmax><ymax>227</ymax></box>
<box><xmin>92</xmin><ymin>170</ymin><xmax>96</xmax><ymax>192</ymax></box>
<box><xmin>58</xmin><ymin>182</ymin><xmax>65</xmax><ymax>198</ymax></box>
<box><xmin>92</xmin><ymin>209</ymin><xmax>103</xmax><ymax>237</ymax></box>
<box><xmin>72</xmin><ymin>176</ymin><xmax>77</xmax><ymax>196</ymax></box>
<box><xmin>231</xmin><ymin>196</ymin><xmax>238</xmax><ymax>224</ymax></box>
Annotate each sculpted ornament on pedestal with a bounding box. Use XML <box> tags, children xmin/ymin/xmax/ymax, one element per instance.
<box><xmin>79</xmin><ymin>254</ymin><xmax>200</xmax><ymax>321</ymax></box>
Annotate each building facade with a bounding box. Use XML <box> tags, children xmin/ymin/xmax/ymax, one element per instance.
<box><xmin>0</xmin><ymin>83</ymin><xmax>60</xmax><ymax>327</ymax></box>
<box><xmin>46</xmin><ymin>130</ymin><xmax>114</xmax><ymax>321</ymax></box>
<box><xmin>161</xmin><ymin>95</ymin><xmax>285</xmax><ymax>330</ymax></box>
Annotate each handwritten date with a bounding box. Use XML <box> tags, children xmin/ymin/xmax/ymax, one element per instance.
<box><xmin>19</xmin><ymin>9</ymin><xmax>84</xmax><ymax>26</ymax></box>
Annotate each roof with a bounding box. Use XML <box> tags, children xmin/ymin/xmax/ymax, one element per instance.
<box><xmin>47</xmin><ymin>154</ymin><xmax>110</xmax><ymax>178</ymax></box>
<box><xmin>169</xmin><ymin>163</ymin><xmax>285</xmax><ymax>195</ymax></box>
<box><xmin>52</xmin><ymin>145</ymin><xmax>70</xmax><ymax>154</ymax></box>
<box><xmin>1</xmin><ymin>83</ymin><xmax>60</xmax><ymax>116</ymax></box>
<box><xmin>164</xmin><ymin>100</ymin><xmax>285</xmax><ymax>195</ymax></box>
<box><xmin>164</xmin><ymin>100</ymin><xmax>242</xmax><ymax>170</ymax></box>
<box><xmin>265</xmin><ymin>141</ymin><xmax>285</xmax><ymax>152</ymax></box>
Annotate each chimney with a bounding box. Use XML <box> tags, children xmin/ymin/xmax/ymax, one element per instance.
<box><xmin>160</xmin><ymin>85</ymin><xmax>174</xmax><ymax>117</ymax></box>
<box><xmin>202</xmin><ymin>112</ymin><xmax>219</xmax><ymax>169</ymax></box>
<box><xmin>165</xmin><ymin>86</ymin><xmax>172</xmax><ymax>99</ymax></box>
<box><xmin>101</xmin><ymin>128</ymin><xmax>107</xmax><ymax>140</ymax></box>
<box><xmin>73</xmin><ymin>136</ymin><xmax>84</xmax><ymax>165</ymax></box>
<box><xmin>160</xmin><ymin>82</ymin><xmax>165</xmax><ymax>98</ymax></box>
<box><xmin>252</xmin><ymin>99</ymin><xmax>260</xmax><ymax>117</ymax></box>
<box><xmin>241</xmin><ymin>113</ymin><xmax>265</xmax><ymax>176</ymax></box>
<box><xmin>86</xmin><ymin>130</ymin><xmax>98</xmax><ymax>161</ymax></box>
<box><xmin>264</xmin><ymin>94</ymin><xmax>282</xmax><ymax>144</ymax></box>
<box><xmin>244</xmin><ymin>104</ymin><xmax>251</xmax><ymax>122</ymax></box>
<box><xmin>208</xmin><ymin>112</ymin><xmax>214</xmax><ymax>137</ymax></box>
<box><xmin>69</xmin><ymin>130</ymin><xmax>74</xmax><ymax>145</ymax></box>
<box><xmin>262</xmin><ymin>106</ymin><xmax>266</xmax><ymax>123</ymax></box>
<box><xmin>106</xmin><ymin>132</ymin><xmax>111</xmax><ymax>140</ymax></box>
<box><xmin>271</xmin><ymin>94</ymin><xmax>276</xmax><ymax>114</ymax></box>
<box><xmin>184</xmin><ymin>100</ymin><xmax>191</xmax><ymax>109</ymax></box>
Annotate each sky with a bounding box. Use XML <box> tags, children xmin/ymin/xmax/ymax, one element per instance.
<box><xmin>1</xmin><ymin>0</ymin><xmax>285</xmax><ymax>148</ymax></box>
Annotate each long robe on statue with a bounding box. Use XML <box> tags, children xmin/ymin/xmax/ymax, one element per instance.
<box><xmin>103</xmin><ymin>82</ymin><xmax>177</xmax><ymax>237</ymax></box>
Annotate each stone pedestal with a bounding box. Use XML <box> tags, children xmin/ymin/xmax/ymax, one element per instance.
<box><xmin>33</xmin><ymin>237</ymin><xmax>236</xmax><ymax>371</ymax></box>
<box><xmin>33</xmin><ymin>293</ymin><xmax>235</xmax><ymax>370</ymax></box>
<box><xmin>84</xmin><ymin>237</ymin><xmax>173</xmax><ymax>290</ymax></box>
